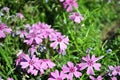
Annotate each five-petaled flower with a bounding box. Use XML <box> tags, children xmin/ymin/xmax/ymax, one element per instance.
<box><xmin>69</xmin><ymin>12</ymin><xmax>84</xmax><ymax>23</ymax></box>
<box><xmin>78</xmin><ymin>54</ymin><xmax>103</xmax><ymax>75</ymax></box>
<box><xmin>50</xmin><ymin>34</ymin><xmax>69</xmax><ymax>51</ymax></box>
<box><xmin>62</xmin><ymin>62</ymin><xmax>82</xmax><ymax>80</ymax></box>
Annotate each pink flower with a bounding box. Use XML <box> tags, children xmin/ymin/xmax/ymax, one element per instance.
<box><xmin>27</xmin><ymin>68</ymin><xmax>38</xmax><ymax>76</ymax></box>
<box><xmin>109</xmin><ymin>66</ymin><xmax>120</xmax><ymax>76</ymax></box>
<box><xmin>17</xmin><ymin>30</ymin><xmax>27</xmax><ymax>38</ymax></box>
<box><xmin>78</xmin><ymin>54</ymin><xmax>103</xmax><ymax>75</ymax></box>
<box><xmin>15</xmin><ymin>51</ymin><xmax>26</xmax><ymax>66</ymax></box>
<box><xmin>28</xmin><ymin>45</ymin><xmax>37</xmax><ymax>55</ymax></box>
<box><xmin>20</xmin><ymin>55</ymin><xmax>40</xmax><ymax>75</ymax></box>
<box><xmin>24</xmin><ymin>31</ymin><xmax>43</xmax><ymax>45</ymax></box>
<box><xmin>62</xmin><ymin>62</ymin><xmax>82</xmax><ymax>80</ymax></box>
<box><xmin>69</xmin><ymin>12</ymin><xmax>84</xmax><ymax>23</ymax></box>
<box><xmin>2</xmin><ymin>7</ymin><xmax>9</xmax><ymax>12</ymax></box>
<box><xmin>0</xmin><ymin>23</ymin><xmax>12</xmax><ymax>38</ymax></box>
<box><xmin>50</xmin><ymin>35</ymin><xmax>69</xmax><ymax>51</ymax></box>
<box><xmin>89</xmin><ymin>76</ymin><xmax>103</xmax><ymax>80</ymax></box>
<box><xmin>16</xmin><ymin>13</ymin><xmax>24</xmax><ymax>19</ymax></box>
<box><xmin>111</xmin><ymin>77</ymin><xmax>117</xmax><ymax>80</ymax></box>
<box><xmin>40</xmin><ymin>59</ymin><xmax>56</xmax><ymax>70</ymax></box>
<box><xmin>48</xmin><ymin>70</ymin><xmax>67</xmax><ymax>80</ymax></box>
<box><xmin>63</xmin><ymin>0</ymin><xmax>78</xmax><ymax>12</ymax></box>
<box><xmin>7</xmin><ymin>77</ymin><xmax>14</xmax><ymax>80</ymax></box>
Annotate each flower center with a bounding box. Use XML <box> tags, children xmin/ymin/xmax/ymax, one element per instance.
<box><xmin>57</xmin><ymin>37</ymin><xmax>62</xmax><ymax>42</ymax></box>
<box><xmin>116</xmin><ymin>67</ymin><xmax>120</xmax><ymax>72</ymax></box>
<box><xmin>87</xmin><ymin>60</ymin><xmax>93</xmax><ymax>66</ymax></box>
<box><xmin>69</xmin><ymin>0</ymin><xmax>74</xmax><ymax>5</ymax></box>
<box><xmin>29</xmin><ymin>60</ymin><xmax>34</xmax><ymax>65</ymax></box>
<box><xmin>70</xmin><ymin>67</ymin><xmax>75</xmax><ymax>73</ymax></box>
<box><xmin>31</xmin><ymin>33</ymin><xmax>36</xmax><ymax>38</ymax></box>
<box><xmin>75</xmin><ymin>13</ymin><xmax>80</xmax><ymax>16</ymax></box>
<box><xmin>57</xmin><ymin>77</ymin><xmax>62</xmax><ymax>80</ymax></box>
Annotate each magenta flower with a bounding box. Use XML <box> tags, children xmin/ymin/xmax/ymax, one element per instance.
<box><xmin>62</xmin><ymin>62</ymin><xmax>82</xmax><ymax>80</ymax></box>
<box><xmin>69</xmin><ymin>12</ymin><xmax>84</xmax><ymax>23</ymax></box>
<box><xmin>24</xmin><ymin>31</ymin><xmax>43</xmax><ymax>45</ymax></box>
<box><xmin>89</xmin><ymin>76</ymin><xmax>103</xmax><ymax>80</ymax></box>
<box><xmin>63</xmin><ymin>0</ymin><xmax>78</xmax><ymax>12</ymax></box>
<box><xmin>20</xmin><ymin>55</ymin><xmax>40</xmax><ymax>75</ymax></box>
<box><xmin>109</xmin><ymin>66</ymin><xmax>120</xmax><ymax>76</ymax></box>
<box><xmin>0</xmin><ymin>23</ymin><xmax>12</xmax><ymax>38</ymax></box>
<box><xmin>78</xmin><ymin>54</ymin><xmax>103</xmax><ymax>75</ymax></box>
<box><xmin>16</xmin><ymin>13</ymin><xmax>24</xmax><ymax>19</ymax></box>
<box><xmin>7</xmin><ymin>77</ymin><xmax>14</xmax><ymax>80</ymax></box>
<box><xmin>40</xmin><ymin>59</ymin><xmax>56</xmax><ymax>70</ymax></box>
<box><xmin>48</xmin><ymin>70</ymin><xmax>67</xmax><ymax>80</ymax></box>
<box><xmin>50</xmin><ymin>35</ymin><xmax>69</xmax><ymax>51</ymax></box>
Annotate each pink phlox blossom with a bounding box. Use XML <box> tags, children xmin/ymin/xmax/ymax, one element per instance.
<box><xmin>28</xmin><ymin>45</ymin><xmax>37</xmax><ymax>55</ymax></box>
<box><xmin>49</xmin><ymin>30</ymin><xmax>61</xmax><ymax>41</ymax></box>
<box><xmin>17</xmin><ymin>30</ymin><xmax>27</xmax><ymax>38</ymax></box>
<box><xmin>40</xmin><ymin>59</ymin><xmax>56</xmax><ymax>70</ymax></box>
<box><xmin>111</xmin><ymin>77</ymin><xmax>117</xmax><ymax>80</ymax></box>
<box><xmin>63</xmin><ymin>0</ymin><xmax>78</xmax><ymax>12</ymax></box>
<box><xmin>109</xmin><ymin>66</ymin><xmax>120</xmax><ymax>76</ymax></box>
<box><xmin>24</xmin><ymin>31</ymin><xmax>43</xmax><ymax>45</ymax></box>
<box><xmin>2</xmin><ymin>7</ymin><xmax>9</xmax><ymax>12</ymax></box>
<box><xmin>15</xmin><ymin>51</ymin><xmax>26</xmax><ymax>66</ymax></box>
<box><xmin>7</xmin><ymin>77</ymin><xmax>14</xmax><ymax>80</ymax></box>
<box><xmin>69</xmin><ymin>12</ymin><xmax>84</xmax><ymax>23</ymax></box>
<box><xmin>89</xmin><ymin>76</ymin><xmax>103</xmax><ymax>80</ymax></box>
<box><xmin>16</xmin><ymin>13</ymin><xmax>24</xmax><ymax>19</ymax></box>
<box><xmin>48</xmin><ymin>70</ymin><xmax>67</xmax><ymax>80</ymax></box>
<box><xmin>50</xmin><ymin>34</ymin><xmax>69</xmax><ymax>51</ymax></box>
<box><xmin>20</xmin><ymin>55</ymin><xmax>40</xmax><ymax>70</ymax></box>
<box><xmin>78</xmin><ymin>54</ymin><xmax>103</xmax><ymax>75</ymax></box>
<box><xmin>62</xmin><ymin>62</ymin><xmax>82</xmax><ymax>80</ymax></box>
<box><xmin>38</xmin><ymin>22</ymin><xmax>51</xmax><ymax>30</ymax></box>
<box><xmin>41</xmin><ymin>28</ymin><xmax>53</xmax><ymax>39</ymax></box>
<box><xmin>0</xmin><ymin>23</ymin><xmax>12</xmax><ymax>38</ymax></box>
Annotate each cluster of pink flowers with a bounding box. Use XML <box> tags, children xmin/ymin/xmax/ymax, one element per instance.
<box><xmin>60</xmin><ymin>0</ymin><xmax>84</xmax><ymax>23</ymax></box>
<box><xmin>48</xmin><ymin>54</ymin><xmax>103</xmax><ymax>80</ymax></box>
<box><xmin>16</xmin><ymin>52</ymin><xmax>55</xmax><ymax>76</ymax></box>
<box><xmin>17</xmin><ymin>22</ymin><xmax>69</xmax><ymax>55</ymax></box>
<box><xmin>0</xmin><ymin>23</ymin><xmax>12</xmax><ymax>38</ymax></box>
